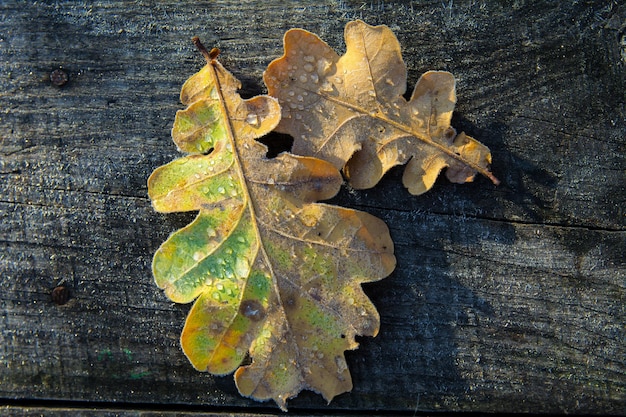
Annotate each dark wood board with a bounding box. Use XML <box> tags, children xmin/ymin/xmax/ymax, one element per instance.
<box><xmin>1</xmin><ymin>405</ymin><xmax>397</xmax><ymax>417</ymax></box>
<box><xmin>1</xmin><ymin>0</ymin><xmax>624</xmax><ymax>415</ymax></box>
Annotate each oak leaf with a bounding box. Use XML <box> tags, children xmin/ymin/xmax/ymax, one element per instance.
<box><xmin>264</xmin><ymin>20</ymin><xmax>499</xmax><ymax>195</ymax></box>
<box><xmin>147</xmin><ymin>41</ymin><xmax>395</xmax><ymax>410</ymax></box>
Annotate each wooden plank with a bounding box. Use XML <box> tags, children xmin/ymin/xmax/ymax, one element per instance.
<box><xmin>1</xmin><ymin>0</ymin><xmax>624</xmax><ymax>414</ymax></box>
<box><xmin>0</xmin><ymin>405</ymin><xmax>335</xmax><ymax>417</ymax></box>
<box><xmin>1</xmin><ymin>404</ymin><xmax>394</xmax><ymax>417</ymax></box>
<box><xmin>1</xmin><ymin>406</ymin><xmax>268</xmax><ymax>417</ymax></box>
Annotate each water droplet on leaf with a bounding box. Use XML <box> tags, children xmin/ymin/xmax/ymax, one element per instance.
<box><xmin>246</xmin><ymin>113</ymin><xmax>259</xmax><ymax>126</ymax></box>
<box><xmin>234</xmin><ymin>257</ymin><xmax>250</xmax><ymax>278</ymax></box>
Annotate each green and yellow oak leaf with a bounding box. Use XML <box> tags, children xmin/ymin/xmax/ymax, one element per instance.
<box><xmin>264</xmin><ymin>20</ymin><xmax>500</xmax><ymax>195</ymax></box>
<box><xmin>147</xmin><ymin>41</ymin><xmax>396</xmax><ymax>410</ymax></box>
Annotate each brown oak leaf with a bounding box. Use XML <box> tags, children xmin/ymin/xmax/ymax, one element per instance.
<box><xmin>264</xmin><ymin>20</ymin><xmax>499</xmax><ymax>195</ymax></box>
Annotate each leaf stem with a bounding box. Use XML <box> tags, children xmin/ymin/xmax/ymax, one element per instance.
<box><xmin>192</xmin><ymin>36</ymin><xmax>220</xmax><ymax>63</ymax></box>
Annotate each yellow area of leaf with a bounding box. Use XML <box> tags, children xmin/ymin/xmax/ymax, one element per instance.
<box><xmin>147</xmin><ymin>43</ymin><xmax>395</xmax><ymax>410</ymax></box>
<box><xmin>264</xmin><ymin>20</ymin><xmax>499</xmax><ymax>195</ymax></box>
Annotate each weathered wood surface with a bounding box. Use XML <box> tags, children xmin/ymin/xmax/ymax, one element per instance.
<box><xmin>1</xmin><ymin>0</ymin><xmax>624</xmax><ymax>415</ymax></box>
<box><xmin>2</xmin><ymin>406</ymin><xmax>383</xmax><ymax>417</ymax></box>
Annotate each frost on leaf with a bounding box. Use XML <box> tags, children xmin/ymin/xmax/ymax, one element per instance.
<box><xmin>264</xmin><ymin>20</ymin><xmax>500</xmax><ymax>195</ymax></box>
<box><xmin>147</xmin><ymin>41</ymin><xmax>396</xmax><ymax>410</ymax></box>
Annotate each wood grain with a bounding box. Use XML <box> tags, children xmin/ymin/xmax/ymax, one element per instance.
<box><xmin>1</xmin><ymin>0</ymin><xmax>624</xmax><ymax>414</ymax></box>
